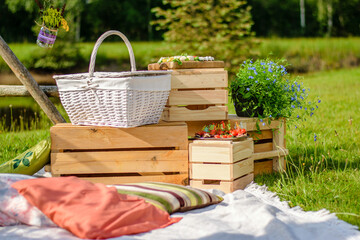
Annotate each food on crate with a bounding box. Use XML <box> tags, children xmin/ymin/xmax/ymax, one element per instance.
<box><xmin>195</xmin><ymin>121</ymin><xmax>247</xmax><ymax>139</ymax></box>
<box><xmin>157</xmin><ymin>55</ymin><xmax>215</xmax><ymax>64</ymax></box>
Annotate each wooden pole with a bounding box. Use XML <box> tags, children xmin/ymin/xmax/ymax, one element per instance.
<box><xmin>0</xmin><ymin>35</ymin><xmax>66</xmax><ymax>124</ymax></box>
<box><xmin>0</xmin><ymin>85</ymin><xmax>59</xmax><ymax>97</ymax></box>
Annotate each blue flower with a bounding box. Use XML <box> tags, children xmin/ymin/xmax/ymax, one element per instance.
<box><xmin>310</xmin><ymin>112</ymin><xmax>314</xmax><ymax>117</ymax></box>
<box><xmin>273</xmin><ymin>79</ymin><xmax>276</xmax><ymax>83</ymax></box>
<box><xmin>297</xmin><ymin>115</ymin><xmax>300</xmax><ymax>118</ymax></box>
<box><xmin>254</xmin><ymin>71</ymin><xmax>258</xmax><ymax>75</ymax></box>
<box><xmin>268</xmin><ymin>68</ymin><xmax>273</xmax><ymax>73</ymax></box>
<box><xmin>318</xmin><ymin>99</ymin><xmax>321</xmax><ymax>103</ymax></box>
<box><xmin>261</xmin><ymin>62</ymin><xmax>265</xmax><ymax>65</ymax></box>
<box><xmin>246</xmin><ymin>88</ymin><xmax>250</xmax><ymax>91</ymax></box>
<box><xmin>243</xmin><ymin>60</ymin><xmax>246</xmax><ymax>64</ymax></box>
<box><xmin>291</xmin><ymin>105</ymin><xmax>295</xmax><ymax>108</ymax></box>
<box><xmin>263</xmin><ymin>71</ymin><xmax>266</xmax><ymax>74</ymax></box>
<box><xmin>249</xmin><ymin>76</ymin><xmax>254</xmax><ymax>79</ymax></box>
<box><xmin>255</xmin><ymin>80</ymin><xmax>258</xmax><ymax>83</ymax></box>
<box><xmin>260</xmin><ymin>119</ymin><xmax>263</xmax><ymax>122</ymax></box>
<box><xmin>269</xmin><ymin>115</ymin><xmax>272</xmax><ymax>118</ymax></box>
<box><xmin>266</xmin><ymin>78</ymin><xmax>269</xmax><ymax>80</ymax></box>
<box><xmin>291</xmin><ymin>97</ymin><xmax>295</xmax><ymax>101</ymax></box>
<box><xmin>262</xmin><ymin>123</ymin><xmax>265</xmax><ymax>126</ymax></box>
<box><xmin>314</xmin><ymin>134</ymin><xmax>317</xmax><ymax>142</ymax></box>
<box><xmin>295</xmin><ymin>125</ymin><xmax>297</xmax><ymax>129</ymax></box>
<box><xmin>250</xmin><ymin>60</ymin><xmax>253</xmax><ymax>63</ymax></box>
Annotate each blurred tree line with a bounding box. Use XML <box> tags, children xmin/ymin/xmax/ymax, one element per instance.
<box><xmin>1</xmin><ymin>0</ymin><xmax>359</xmax><ymax>43</ymax></box>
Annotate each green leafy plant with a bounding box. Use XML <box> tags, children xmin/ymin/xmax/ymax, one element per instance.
<box><xmin>230</xmin><ymin>58</ymin><xmax>320</xmax><ymax>126</ymax></box>
<box><xmin>36</xmin><ymin>0</ymin><xmax>69</xmax><ymax>31</ymax></box>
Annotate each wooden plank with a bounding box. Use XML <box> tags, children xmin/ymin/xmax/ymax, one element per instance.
<box><xmin>51</xmin><ymin>150</ymin><xmax>188</xmax><ymax>174</ymax></box>
<box><xmin>0</xmin><ymin>35</ymin><xmax>65</xmax><ymax>124</ymax></box>
<box><xmin>168</xmin><ymin>89</ymin><xmax>228</xmax><ymax>105</ymax></box>
<box><xmin>254</xmin><ymin>142</ymin><xmax>273</xmax><ymax>153</ymax></box>
<box><xmin>79</xmin><ymin>173</ymin><xmax>189</xmax><ymax>185</ymax></box>
<box><xmin>190</xmin><ymin>138</ymin><xmax>253</xmax><ymax>163</ymax></box>
<box><xmin>190</xmin><ymin>173</ymin><xmax>254</xmax><ymax>193</ymax></box>
<box><xmin>273</xmin><ymin>120</ymin><xmax>287</xmax><ymax>171</ymax></box>
<box><xmin>252</xmin><ymin>149</ymin><xmax>289</xmax><ymax>161</ymax></box>
<box><xmin>171</xmin><ymin>70</ymin><xmax>228</xmax><ymax>89</ymax></box>
<box><xmin>0</xmin><ymin>85</ymin><xmax>59</xmax><ymax>97</ymax></box>
<box><xmin>162</xmin><ymin>106</ymin><xmax>227</xmax><ymax>121</ymax></box>
<box><xmin>50</xmin><ymin>122</ymin><xmax>188</xmax><ymax>150</ymax></box>
<box><xmin>228</xmin><ymin>115</ymin><xmax>284</xmax><ymax>131</ymax></box>
<box><xmin>190</xmin><ymin>158</ymin><xmax>253</xmax><ymax>181</ymax></box>
<box><xmin>148</xmin><ymin>61</ymin><xmax>225</xmax><ymax>70</ymax></box>
<box><xmin>254</xmin><ymin>160</ymin><xmax>273</xmax><ymax>176</ymax></box>
<box><xmin>248</xmin><ymin>130</ymin><xmax>273</xmax><ymax>140</ymax></box>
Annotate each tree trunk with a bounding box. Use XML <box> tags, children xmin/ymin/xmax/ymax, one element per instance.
<box><xmin>326</xmin><ymin>0</ymin><xmax>333</xmax><ymax>37</ymax></box>
<box><xmin>300</xmin><ymin>0</ymin><xmax>306</xmax><ymax>35</ymax></box>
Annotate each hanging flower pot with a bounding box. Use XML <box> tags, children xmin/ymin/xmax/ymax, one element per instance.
<box><xmin>36</xmin><ymin>26</ymin><xmax>58</xmax><ymax>48</ymax></box>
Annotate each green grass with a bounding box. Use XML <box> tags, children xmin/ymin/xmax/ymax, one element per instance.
<box><xmin>255</xmin><ymin>67</ymin><xmax>360</xmax><ymax>227</ymax></box>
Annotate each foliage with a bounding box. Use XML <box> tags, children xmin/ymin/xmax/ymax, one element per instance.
<box><xmin>39</xmin><ymin>5</ymin><xmax>68</xmax><ymax>31</ymax></box>
<box><xmin>229</xmin><ymin>59</ymin><xmax>319</xmax><ymax>126</ymax></box>
<box><xmin>152</xmin><ymin>0</ymin><xmax>256</xmax><ymax>69</ymax></box>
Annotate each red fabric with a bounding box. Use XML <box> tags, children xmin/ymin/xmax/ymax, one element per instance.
<box><xmin>12</xmin><ymin>177</ymin><xmax>181</xmax><ymax>239</ymax></box>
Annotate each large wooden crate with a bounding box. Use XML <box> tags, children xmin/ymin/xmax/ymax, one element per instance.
<box><xmin>187</xmin><ymin>115</ymin><xmax>288</xmax><ymax>175</ymax></box>
<box><xmin>189</xmin><ymin>138</ymin><xmax>254</xmax><ymax>193</ymax></box>
<box><xmin>148</xmin><ymin>62</ymin><xmax>228</xmax><ymax>121</ymax></box>
<box><xmin>50</xmin><ymin>122</ymin><xmax>189</xmax><ymax>185</ymax></box>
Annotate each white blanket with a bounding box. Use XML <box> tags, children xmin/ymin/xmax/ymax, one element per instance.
<box><xmin>0</xmin><ymin>183</ymin><xmax>359</xmax><ymax>240</ymax></box>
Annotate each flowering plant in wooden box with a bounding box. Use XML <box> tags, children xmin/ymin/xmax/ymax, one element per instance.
<box><xmin>229</xmin><ymin>58</ymin><xmax>320</xmax><ymax>127</ymax></box>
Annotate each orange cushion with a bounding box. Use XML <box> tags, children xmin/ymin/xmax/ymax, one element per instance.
<box><xmin>12</xmin><ymin>177</ymin><xmax>181</xmax><ymax>239</ymax></box>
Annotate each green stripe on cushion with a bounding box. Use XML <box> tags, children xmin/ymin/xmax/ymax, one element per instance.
<box><xmin>116</xmin><ymin>189</ymin><xmax>173</xmax><ymax>213</ymax></box>
<box><xmin>141</xmin><ymin>182</ymin><xmax>203</xmax><ymax>206</ymax></box>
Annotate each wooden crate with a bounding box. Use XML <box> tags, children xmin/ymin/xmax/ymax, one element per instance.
<box><xmin>50</xmin><ymin>122</ymin><xmax>189</xmax><ymax>185</ymax></box>
<box><xmin>149</xmin><ymin>63</ymin><xmax>228</xmax><ymax>122</ymax></box>
<box><xmin>187</xmin><ymin>114</ymin><xmax>288</xmax><ymax>175</ymax></box>
<box><xmin>189</xmin><ymin>138</ymin><xmax>254</xmax><ymax>193</ymax></box>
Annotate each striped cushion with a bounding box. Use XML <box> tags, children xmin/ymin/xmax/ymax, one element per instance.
<box><xmin>113</xmin><ymin>182</ymin><xmax>223</xmax><ymax>214</ymax></box>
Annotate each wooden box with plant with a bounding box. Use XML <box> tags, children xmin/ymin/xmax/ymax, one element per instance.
<box><xmin>148</xmin><ymin>55</ymin><xmax>228</xmax><ymax>122</ymax></box>
<box><xmin>227</xmin><ymin>58</ymin><xmax>320</xmax><ymax>174</ymax></box>
<box><xmin>50</xmin><ymin>122</ymin><xmax>189</xmax><ymax>185</ymax></box>
<box><xmin>35</xmin><ymin>0</ymin><xmax>69</xmax><ymax>48</ymax></box>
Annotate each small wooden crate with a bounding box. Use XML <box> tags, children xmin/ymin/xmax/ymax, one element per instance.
<box><xmin>187</xmin><ymin>115</ymin><xmax>288</xmax><ymax>175</ymax></box>
<box><xmin>148</xmin><ymin>62</ymin><xmax>228</xmax><ymax>121</ymax></box>
<box><xmin>189</xmin><ymin>138</ymin><xmax>254</xmax><ymax>193</ymax></box>
<box><xmin>50</xmin><ymin>122</ymin><xmax>189</xmax><ymax>185</ymax></box>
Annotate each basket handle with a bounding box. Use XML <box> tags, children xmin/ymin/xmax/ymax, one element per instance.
<box><xmin>88</xmin><ymin>30</ymin><xmax>136</xmax><ymax>77</ymax></box>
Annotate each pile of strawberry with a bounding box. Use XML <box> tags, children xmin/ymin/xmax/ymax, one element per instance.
<box><xmin>195</xmin><ymin>121</ymin><xmax>247</xmax><ymax>139</ymax></box>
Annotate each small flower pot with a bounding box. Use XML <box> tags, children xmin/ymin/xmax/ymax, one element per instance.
<box><xmin>37</xmin><ymin>26</ymin><xmax>58</xmax><ymax>48</ymax></box>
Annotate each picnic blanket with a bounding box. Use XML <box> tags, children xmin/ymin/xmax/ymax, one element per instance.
<box><xmin>0</xmin><ymin>179</ymin><xmax>359</xmax><ymax>240</ymax></box>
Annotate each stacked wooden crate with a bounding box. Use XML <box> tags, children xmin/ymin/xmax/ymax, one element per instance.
<box><xmin>50</xmin><ymin>122</ymin><xmax>189</xmax><ymax>185</ymax></box>
<box><xmin>148</xmin><ymin>61</ymin><xmax>228</xmax><ymax>121</ymax></box>
<box><xmin>189</xmin><ymin>138</ymin><xmax>254</xmax><ymax>193</ymax></box>
<box><xmin>186</xmin><ymin>115</ymin><xmax>288</xmax><ymax>175</ymax></box>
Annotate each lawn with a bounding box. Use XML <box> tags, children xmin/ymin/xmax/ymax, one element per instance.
<box><xmin>0</xmin><ymin>66</ymin><xmax>359</xmax><ymax>227</ymax></box>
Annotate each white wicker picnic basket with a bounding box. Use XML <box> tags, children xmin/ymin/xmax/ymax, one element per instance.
<box><xmin>53</xmin><ymin>30</ymin><xmax>171</xmax><ymax>128</ymax></box>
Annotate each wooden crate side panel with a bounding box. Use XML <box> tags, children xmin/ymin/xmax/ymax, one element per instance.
<box><xmin>254</xmin><ymin>142</ymin><xmax>273</xmax><ymax>153</ymax></box>
<box><xmin>168</xmin><ymin>89</ymin><xmax>228</xmax><ymax>106</ymax></box>
<box><xmin>273</xmin><ymin>120</ymin><xmax>286</xmax><ymax>171</ymax></box>
<box><xmin>254</xmin><ymin>160</ymin><xmax>273</xmax><ymax>176</ymax></box>
<box><xmin>227</xmin><ymin>115</ymin><xmax>284</xmax><ymax>131</ymax></box>
<box><xmin>51</xmin><ymin>123</ymin><xmax>188</xmax><ymax>150</ymax></box>
<box><xmin>190</xmin><ymin>144</ymin><xmax>232</xmax><ymax>163</ymax></box>
<box><xmin>163</xmin><ymin>106</ymin><xmax>228</xmax><ymax>121</ymax></box>
<box><xmin>51</xmin><ymin>150</ymin><xmax>188</xmax><ymax>174</ymax></box>
<box><xmin>190</xmin><ymin>158</ymin><xmax>253</xmax><ymax>181</ymax></box>
<box><xmin>190</xmin><ymin>173</ymin><xmax>254</xmax><ymax>193</ymax></box>
<box><xmin>80</xmin><ymin>173</ymin><xmax>188</xmax><ymax>186</ymax></box>
<box><xmin>232</xmin><ymin>139</ymin><xmax>254</xmax><ymax>162</ymax></box>
<box><xmin>248</xmin><ymin>130</ymin><xmax>273</xmax><ymax>141</ymax></box>
<box><xmin>171</xmin><ymin>70</ymin><xmax>228</xmax><ymax>89</ymax></box>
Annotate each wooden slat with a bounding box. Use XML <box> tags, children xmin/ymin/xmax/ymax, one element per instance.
<box><xmin>190</xmin><ymin>138</ymin><xmax>253</xmax><ymax>163</ymax></box>
<box><xmin>171</xmin><ymin>69</ymin><xmax>228</xmax><ymax>89</ymax></box>
<box><xmin>190</xmin><ymin>158</ymin><xmax>253</xmax><ymax>181</ymax></box>
<box><xmin>50</xmin><ymin>122</ymin><xmax>188</xmax><ymax>150</ymax></box>
<box><xmin>51</xmin><ymin>150</ymin><xmax>188</xmax><ymax>174</ymax></box>
<box><xmin>162</xmin><ymin>106</ymin><xmax>227</xmax><ymax>121</ymax></box>
<box><xmin>254</xmin><ymin>142</ymin><xmax>273</xmax><ymax>153</ymax></box>
<box><xmin>168</xmin><ymin>89</ymin><xmax>228</xmax><ymax>105</ymax></box>
<box><xmin>248</xmin><ymin>130</ymin><xmax>273</xmax><ymax>140</ymax></box>
<box><xmin>252</xmin><ymin>149</ymin><xmax>289</xmax><ymax>161</ymax></box>
<box><xmin>79</xmin><ymin>173</ymin><xmax>189</xmax><ymax>185</ymax></box>
<box><xmin>190</xmin><ymin>173</ymin><xmax>254</xmax><ymax>193</ymax></box>
<box><xmin>273</xmin><ymin>120</ymin><xmax>287</xmax><ymax>171</ymax></box>
<box><xmin>148</xmin><ymin>61</ymin><xmax>225</xmax><ymax>70</ymax></box>
<box><xmin>227</xmin><ymin>115</ymin><xmax>284</xmax><ymax>131</ymax></box>
<box><xmin>254</xmin><ymin>160</ymin><xmax>273</xmax><ymax>176</ymax></box>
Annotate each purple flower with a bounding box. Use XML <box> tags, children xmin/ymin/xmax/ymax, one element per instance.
<box><xmin>260</xmin><ymin>119</ymin><xmax>263</xmax><ymax>122</ymax></box>
<box><xmin>249</xmin><ymin>76</ymin><xmax>254</xmax><ymax>79</ymax></box>
<box><xmin>318</xmin><ymin>99</ymin><xmax>321</xmax><ymax>103</ymax></box>
<box><xmin>246</xmin><ymin>88</ymin><xmax>250</xmax><ymax>91</ymax></box>
<box><xmin>314</xmin><ymin>134</ymin><xmax>317</xmax><ymax>141</ymax></box>
<box><xmin>273</xmin><ymin>79</ymin><xmax>276</xmax><ymax>83</ymax></box>
<box><xmin>255</xmin><ymin>80</ymin><xmax>258</xmax><ymax>83</ymax></box>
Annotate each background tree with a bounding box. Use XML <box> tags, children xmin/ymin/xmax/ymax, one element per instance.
<box><xmin>152</xmin><ymin>0</ymin><xmax>256</xmax><ymax>70</ymax></box>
